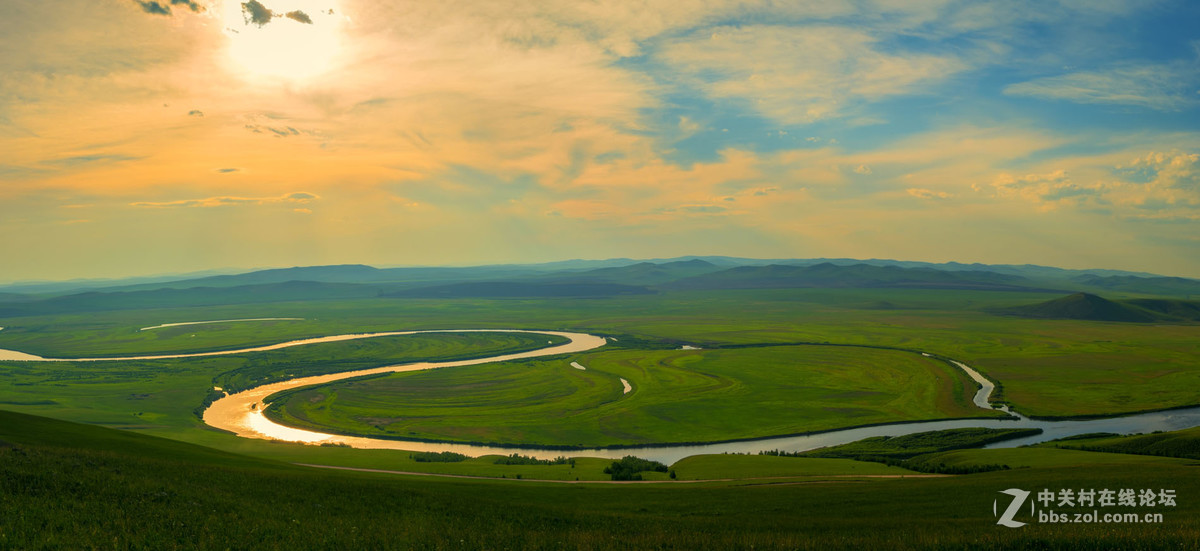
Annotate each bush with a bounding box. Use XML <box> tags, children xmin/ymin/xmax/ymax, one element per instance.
<box><xmin>492</xmin><ymin>453</ymin><xmax>573</xmax><ymax>466</ymax></box>
<box><xmin>603</xmin><ymin>456</ymin><xmax>668</xmax><ymax>481</ymax></box>
<box><xmin>410</xmin><ymin>451</ymin><xmax>469</xmax><ymax>463</ymax></box>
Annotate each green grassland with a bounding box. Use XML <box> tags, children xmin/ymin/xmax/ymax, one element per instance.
<box><xmin>668</xmin><ymin>453</ymin><xmax>916</xmax><ymax>479</ymax></box>
<box><xmin>906</xmin><ymin>446</ymin><xmax>1200</xmax><ymax>471</ymax></box>
<box><xmin>1</xmin><ymin>274</ymin><xmax>1198</xmax><ymax>548</ymax></box>
<box><xmin>4</xmin><ymin>410</ymin><xmax>1200</xmax><ymax>550</ymax></box>
<box><xmin>2</xmin><ymin>288</ymin><xmax>1198</xmax><ymax>435</ymax></box>
<box><xmin>0</xmin><ymin>331</ymin><xmax>566</xmax><ymax>436</ymax></box>
<box><xmin>802</xmin><ymin>428</ymin><xmax>1046</xmax><ymax>461</ymax></box>
<box><xmin>266</xmin><ymin>345</ymin><xmax>997</xmax><ymax>447</ymax></box>
<box><xmin>1039</xmin><ymin>427</ymin><xmax>1200</xmax><ymax>459</ymax></box>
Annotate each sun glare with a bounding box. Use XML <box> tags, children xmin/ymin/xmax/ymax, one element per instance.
<box><xmin>220</xmin><ymin>0</ymin><xmax>343</xmax><ymax>81</ymax></box>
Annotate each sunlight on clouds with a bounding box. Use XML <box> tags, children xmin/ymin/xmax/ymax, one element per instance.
<box><xmin>3</xmin><ymin>0</ymin><xmax>1200</xmax><ymax>279</ymax></box>
<box><xmin>1110</xmin><ymin>151</ymin><xmax>1200</xmax><ymax>219</ymax></box>
<box><xmin>907</xmin><ymin>188</ymin><xmax>952</xmax><ymax>199</ymax></box>
<box><xmin>130</xmin><ymin>191</ymin><xmax>319</xmax><ymax>208</ymax></box>
<box><xmin>660</xmin><ymin>25</ymin><xmax>965</xmax><ymax>124</ymax></box>
<box><xmin>980</xmin><ymin>150</ymin><xmax>1200</xmax><ymax>220</ymax></box>
<box><xmin>985</xmin><ymin>170</ymin><xmax>1104</xmax><ymax>211</ymax></box>
<box><xmin>221</xmin><ymin>0</ymin><xmax>344</xmax><ymax>81</ymax></box>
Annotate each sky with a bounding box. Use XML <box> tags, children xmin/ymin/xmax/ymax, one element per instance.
<box><xmin>2</xmin><ymin>0</ymin><xmax>1199</xmax><ymax>282</ymax></box>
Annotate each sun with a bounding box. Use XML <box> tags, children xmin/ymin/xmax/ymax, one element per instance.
<box><xmin>220</xmin><ymin>0</ymin><xmax>344</xmax><ymax>81</ymax></box>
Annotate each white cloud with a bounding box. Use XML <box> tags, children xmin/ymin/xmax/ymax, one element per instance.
<box><xmin>658</xmin><ymin>25</ymin><xmax>966</xmax><ymax>124</ymax></box>
<box><xmin>906</xmin><ymin>188</ymin><xmax>950</xmax><ymax>199</ymax></box>
<box><xmin>131</xmin><ymin>192</ymin><xmax>320</xmax><ymax>208</ymax></box>
<box><xmin>986</xmin><ymin>169</ymin><xmax>1105</xmax><ymax>210</ymax></box>
<box><xmin>678</xmin><ymin>116</ymin><xmax>702</xmax><ymax>138</ymax></box>
<box><xmin>982</xmin><ymin>151</ymin><xmax>1200</xmax><ymax>219</ymax></box>
<box><xmin>1004</xmin><ymin>64</ymin><xmax>1196</xmax><ymax>111</ymax></box>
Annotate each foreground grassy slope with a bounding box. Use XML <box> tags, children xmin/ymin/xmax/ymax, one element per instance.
<box><xmin>4</xmin><ymin>410</ymin><xmax>1200</xmax><ymax>550</ymax></box>
<box><xmin>669</xmin><ymin>454</ymin><xmax>916</xmax><ymax>480</ymax></box>
<box><xmin>266</xmin><ymin>345</ymin><xmax>998</xmax><ymax>447</ymax></box>
<box><xmin>909</xmin><ymin>446</ymin><xmax>1200</xmax><ymax>471</ymax></box>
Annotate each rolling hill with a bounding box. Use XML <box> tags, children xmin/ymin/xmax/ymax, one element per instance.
<box><xmin>1069</xmin><ymin>274</ymin><xmax>1200</xmax><ymax>296</ymax></box>
<box><xmin>992</xmin><ymin>293</ymin><xmax>1200</xmax><ymax>323</ymax></box>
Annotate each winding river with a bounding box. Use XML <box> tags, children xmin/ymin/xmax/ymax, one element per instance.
<box><xmin>3</xmin><ymin>328</ymin><xmax>1200</xmax><ymax>464</ymax></box>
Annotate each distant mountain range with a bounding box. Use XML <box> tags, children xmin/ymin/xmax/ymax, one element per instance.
<box><xmin>382</xmin><ymin>282</ymin><xmax>655</xmax><ymax>299</ymax></box>
<box><xmin>663</xmin><ymin>263</ymin><xmax>1038</xmax><ymax>292</ymax></box>
<box><xmin>1</xmin><ymin>257</ymin><xmax>1198</xmax><ymax>318</ymax></box>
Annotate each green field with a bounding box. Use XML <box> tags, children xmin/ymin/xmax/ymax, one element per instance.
<box><xmin>908</xmin><ymin>446</ymin><xmax>1200</xmax><ymax>470</ymax></box>
<box><xmin>0</xmin><ymin>330</ymin><xmax>567</xmax><ymax>435</ymax></box>
<box><xmin>267</xmin><ymin>345</ymin><xmax>997</xmax><ymax>447</ymax></box>
<box><xmin>668</xmin><ymin>453</ymin><xmax>917</xmax><ymax>479</ymax></box>
<box><xmin>1038</xmin><ymin>427</ymin><xmax>1200</xmax><ymax>459</ymax></box>
<box><xmin>1</xmin><ymin>282</ymin><xmax>1199</xmax><ymax>548</ymax></box>
<box><xmin>4</xmin><ymin>410</ymin><xmax>1200</xmax><ymax>550</ymax></box>
<box><xmin>2</xmin><ymin>288</ymin><xmax>1199</xmax><ymax>445</ymax></box>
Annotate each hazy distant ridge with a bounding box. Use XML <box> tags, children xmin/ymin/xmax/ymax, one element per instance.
<box><xmin>2</xmin><ymin>257</ymin><xmax>1199</xmax><ymax>318</ymax></box>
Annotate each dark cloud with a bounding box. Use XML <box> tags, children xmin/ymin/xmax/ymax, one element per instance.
<box><xmin>680</xmin><ymin>205</ymin><xmax>728</xmax><ymax>213</ymax></box>
<box><xmin>170</xmin><ymin>0</ymin><xmax>203</xmax><ymax>12</ymax></box>
<box><xmin>43</xmin><ymin>154</ymin><xmax>142</xmax><ymax>168</ymax></box>
<box><xmin>242</xmin><ymin>0</ymin><xmax>274</xmax><ymax>27</ymax></box>
<box><xmin>188</xmin><ymin>110</ymin><xmax>204</xmax><ymax>117</ymax></box>
<box><xmin>134</xmin><ymin>0</ymin><xmax>203</xmax><ymax>16</ymax></box>
<box><xmin>216</xmin><ymin>168</ymin><xmax>239</xmax><ymax>173</ymax></box>
<box><xmin>244</xmin><ymin>123</ymin><xmax>303</xmax><ymax>137</ymax></box>
<box><xmin>135</xmin><ymin>1</ymin><xmax>171</xmax><ymax>15</ymax></box>
<box><xmin>285</xmin><ymin>10</ymin><xmax>313</xmax><ymax>24</ymax></box>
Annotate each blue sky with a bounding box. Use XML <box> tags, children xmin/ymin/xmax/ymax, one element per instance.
<box><xmin>1</xmin><ymin>0</ymin><xmax>1198</xmax><ymax>281</ymax></box>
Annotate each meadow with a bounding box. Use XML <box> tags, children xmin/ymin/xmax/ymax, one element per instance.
<box><xmin>0</xmin><ymin>330</ymin><xmax>566</xmax><ymax>437</ymax></box>
<box><xmin>0</xmin><ymin>288</ymin><xmax>1198</xmax><ymax>450</ymax></box>
<box><xmin>4</xmin><ymin>410</ymin><xmax>1200</xmax><ymax>550</ymax></box>
<box><xmin>1</xmin><ymin>284</ymin><xmax>1199</xmax><ymax>548</ymax></box>
<box><xmin>3</xmin><ymin>287</ymin><xmax>1197</xmax><ymax>430</ymax></box>
<box><xmin>267</xmin><ymin>345</ymin><xmax>995</xmax><ymax>447</ymax></box>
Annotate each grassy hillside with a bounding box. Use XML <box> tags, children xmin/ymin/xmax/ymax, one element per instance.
<box><xmin>1042</xmin><ymin>427</ymin><xmax>1200</xmax><ymax>459</ymax></box>
<box><xmin>995</xmin><ymin>293</ymin><xmax>1200</xmax><ymax>323</ymax></box>
<box><xmin>1125</xmin><ymin>298</ymin><xmax>1200</xmax><ymax>321</ymax></box>
<box><xmin>1070</xmin><ymin>274</ymin><xmax>1200</xmax><ymax>296</ymax></box>
<box><xmin>996</xmin><ymin>293</ymin><xmax>1162</xmax><ymax>322</ymax></box>
<box><xmin>5</xmin><ymin>410</ymin><xmax>1200</xmax><ymax>549</ymax></box>
<box><xmin>803</xmin><ymin>428</ymin><xmax>1044</xmax><ymax>461</ymax></box>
